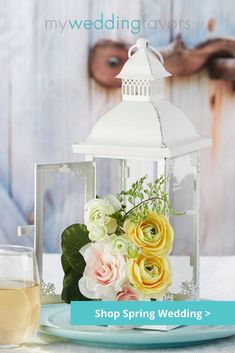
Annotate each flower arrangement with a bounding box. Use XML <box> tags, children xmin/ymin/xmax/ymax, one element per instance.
<box><xmin>61</xmin><ymin>176</ymin><xmax>180</xmax><ymax>303</ymax></box>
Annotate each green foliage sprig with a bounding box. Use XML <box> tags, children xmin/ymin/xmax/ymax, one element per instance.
<box><xmin>113</xmin><ymin>175</ymin><xmax>183</xmax><ymax>224</ymax></box>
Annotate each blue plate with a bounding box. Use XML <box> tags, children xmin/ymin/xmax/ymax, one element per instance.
<box><xmin>39</xmin><ymin>304</ymin><xmax>235</xmax><ymax>349</ymax></box>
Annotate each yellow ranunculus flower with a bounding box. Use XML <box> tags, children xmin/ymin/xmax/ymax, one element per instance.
<box><xmin>124</xmin><ymin>211</ymin><xmax>174</xmax><ymax>257</ymax></box>
<box><xmin>127</xmin><ymin>254</ymin><xmax>172</xmax><ymax>298</ymax></box>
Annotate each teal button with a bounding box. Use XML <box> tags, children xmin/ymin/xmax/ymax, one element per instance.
<box><xmin>71</xmin><ymin>301</ymin><xmax>235</xmax><ymax>326</ymax></box>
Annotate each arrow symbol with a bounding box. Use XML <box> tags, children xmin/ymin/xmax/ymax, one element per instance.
<box><xmin>205</xmin><ymin>311</ymin><xmax>211</xmax><ymax>317</ymax></box>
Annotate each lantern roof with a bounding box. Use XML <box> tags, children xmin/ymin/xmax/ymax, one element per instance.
<box><xmin>73</xmin><ymin>100</ymin><xmax>211</xmax><ymax>159</ymax></box>
<box><xmin>73</xmin><ymin>38</ymin><xmax>212</xmax><ymax>160</ymax></box>
<box><xmin>116</xmin><ymin>38</ymin><xmax>171</xmax><ymax>81</ymax></box>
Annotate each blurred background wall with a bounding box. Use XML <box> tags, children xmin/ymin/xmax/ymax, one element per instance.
<box><xmin>0</xmin><ymin>0</ymin><xmax>235</xmax><ymax>254</ymax></box>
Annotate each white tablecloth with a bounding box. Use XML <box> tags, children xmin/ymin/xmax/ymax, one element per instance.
<box><xmin>5</xmin><ymin>256</ymin><xmax>235</xmax><ymax>353</ymax></box>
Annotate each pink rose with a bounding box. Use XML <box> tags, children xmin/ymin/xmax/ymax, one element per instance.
<box><xmin>79</xmin><ymin>239</ymin><xmax>127</xmax><ymax>300</ymax></box>
<box><xmin>116</xmin><ymin>287</ymin><xmax>139</xmax><ymax>301</ymax></box>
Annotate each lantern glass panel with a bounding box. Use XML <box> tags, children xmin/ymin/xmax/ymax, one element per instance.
<box><xmin>167</xmin><ymin>152</ymin><xmax>199</xmax><ymax>300</ymax></box>
<box><xmin>95</xmin><ymin>158</ymin><xmax>121</xmax><ymax>196</ymax></box>
<box><xmin>34</xmin><ymin>161</ymin><xmax>95</xmax><ymax>299</ymax></box>
<box><xmin>126</xmin><ymin>160</ymin><xmax>158</xmax><ymax>185</ymax></box>
<box><xmin>42</xmin><ymin>171</ymin><xmax>85</xmax><ymax>252</ymax></box>
<box><xmin>100</xmin><ymin>154</ymin><xmax>199</xmax><ymax>302</ymax></box>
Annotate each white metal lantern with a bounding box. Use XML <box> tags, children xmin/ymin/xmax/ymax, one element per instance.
<box><xmin>73</xmin><ymin>38</ymin><xmax>212</xmax><ymax>303</ymax></box>
<box><xmin>18</xmin><ymin>38</ymin><xmax>212</xmax><ymax>309</ymax></box>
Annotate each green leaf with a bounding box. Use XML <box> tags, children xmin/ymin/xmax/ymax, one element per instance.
<box><xmin>61</xmin><ymin>224</ymin><xmax>92</xmax><ymax>303</ymax></box>
<box><xmin>61</xmin><ymin>268</ymin><xmax>90</xmax><ymax>303</ymax></box>
<box><xmin>61</xmin><ymin>224</ymin><xmax>90</xmax><ymax>273</ymax></box>
<box><xmin>61</xmin><ymin>254</ymin><xmax>70</xmax><ymax>275</ymax></box>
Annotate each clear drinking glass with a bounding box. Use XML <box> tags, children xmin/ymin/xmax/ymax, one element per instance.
<box><xmin>0</xmin><ymin>245</ymin><xmax>41</xmax><ymax>348</ymax></box>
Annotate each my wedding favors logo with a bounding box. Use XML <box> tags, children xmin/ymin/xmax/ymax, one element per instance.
<box><xmin>45</xmin><ymin>13</ymin><xmax>191</xmax><ymax>35</ymax></box>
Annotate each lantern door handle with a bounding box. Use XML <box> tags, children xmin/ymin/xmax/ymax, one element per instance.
<box><xmin>18</xmin><ymin>225</ymin><xmax>35</xmax><ymax>237</ymax></box>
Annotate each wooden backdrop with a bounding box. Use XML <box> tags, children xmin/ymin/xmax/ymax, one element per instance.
<box><xmin>0</xmin><ymin>0</ymin><xmax>235</xmax><ymax>254</ymax></box>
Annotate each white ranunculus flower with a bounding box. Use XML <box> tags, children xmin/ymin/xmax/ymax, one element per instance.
<box><xmin>88</xmin><ymin>222</ymin><xmax>107</xmax><ymax>241</ymax></box>
<box><xmin>84</xmin><ymin>197</ymin><xmax>118</xmax><ymax>239</ymax></box>
<box><xmin>78</xmin><ymin>239</ymin><xmax>127</xmax><ymax>300</ymax></box>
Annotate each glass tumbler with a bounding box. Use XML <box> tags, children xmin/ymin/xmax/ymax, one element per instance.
<box><xmin>0</xmin><ymin>245</ymin><xmax>41</xmax><ymax>348</ymax></box>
